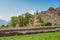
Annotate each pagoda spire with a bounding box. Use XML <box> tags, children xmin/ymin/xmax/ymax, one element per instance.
<box><xmin>15</xmin><ymin>23</ymin><xmax>20</xmax><ymax>28</ymax></box>
<box><xmin>34</xmin><ymin>10</ymin><xmax>40</xmax><ymax>27</ymax></box>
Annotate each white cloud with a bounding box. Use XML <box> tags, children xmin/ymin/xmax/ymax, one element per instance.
<box><xmin>0</xmin><ymin>16</ymin><xmax>9</xmax><ymax>21</ymax></box>
<box><xmin>29</xmin><ymin>10</ymin><xmax>34</xmax><ymax>15</ymax></box>
<box><xmin>0</xmin><ymin>16</ymin><xmax>4</xmax><ymax>19</ymax></box>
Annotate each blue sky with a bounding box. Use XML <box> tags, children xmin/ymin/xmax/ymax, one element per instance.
<box><xmin>0</xmin><ymin>0</ymin><xmax>60</xmax><ymax>21</ymax></box>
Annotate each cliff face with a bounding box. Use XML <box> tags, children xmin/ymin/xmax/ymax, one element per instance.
<box><xmin>40</xmin><ymin>7</ymin><xmax>60</xmax><ymax>25</ymax></box>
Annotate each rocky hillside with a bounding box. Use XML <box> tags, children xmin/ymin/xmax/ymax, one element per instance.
<box><xmin>40</xmin><ymin>7</ymin><xmax>60</xmax><ymax>25</ymax></box>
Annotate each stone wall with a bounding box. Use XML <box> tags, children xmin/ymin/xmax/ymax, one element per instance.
<box><xmin>0</xmin><ymin>26</ymin><xmax>60</xmax><ymax>36</ymax></box>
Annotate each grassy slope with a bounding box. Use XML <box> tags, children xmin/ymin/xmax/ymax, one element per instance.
<box><xmin>0</xmin><ymin>31</ymin><xmax>60</xmax><ymax>40</ymax></box>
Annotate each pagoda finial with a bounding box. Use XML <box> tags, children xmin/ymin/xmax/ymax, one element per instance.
<box><xmin>15</xmin><ymin>23</ymin><xmax>20</xmax><ymax>28</ymax></box>
<box><xmin>36</xmin><ymin>10</ymin><xmax>38</xmax><ymax>15</ymax></box>
<box><xmin>34</xmin><ymin>10</ymin><xmax>40</xmax><ymax>27</ymax></box>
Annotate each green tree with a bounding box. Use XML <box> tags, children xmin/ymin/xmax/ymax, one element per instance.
<box><xmin>25</xmin><ymin>12</ymin><xmax>34</xmax><ymax>26</ymax></box>
<box><xmin>9</xmin><ymin>12</ymin><xmax>34</xmax><ymax>27</ymax></box>
<box><xmin>17</xmin><ymin>15</ymin><xmax>24</xmax><ymax>27</ymax></box>
<box><xmin>9</xmin><ymin>16</ymin><xmax>17</xmax><ymax>27</ymax></box>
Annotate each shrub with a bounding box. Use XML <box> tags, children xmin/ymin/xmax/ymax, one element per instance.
<box><xmin>41</xmin><ymin>23</ymin><xmax>45</xmax><ymax>26</ymax></box>
<box><xmin>5</xmin><ymin>25</ymin><xmax>9</xmax><ymax>28</ymax></box>
<box><xmin>41</xmin><ymin>22</ymin><xmax>52</xmax><ymax>26</ymax></box>
<box><xmin>45</xmin><ymin>22</ymin><xmax>52</xmax><ymax>26</ymax></box>
<box><xmin>0</xmin><ymin>25</ymin><xmax>5</xmax><ymax>28</ymax></box>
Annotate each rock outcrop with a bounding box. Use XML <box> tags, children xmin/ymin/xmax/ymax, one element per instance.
<box><xmin>40</xmin><ymin>7</ymin><xmax>60</xmax><ymax>25</ymax></box>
